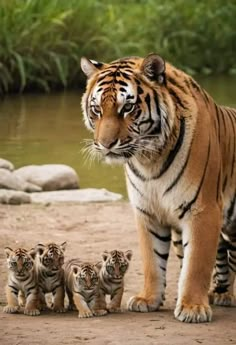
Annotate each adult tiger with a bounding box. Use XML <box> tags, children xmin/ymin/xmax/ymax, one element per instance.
<box><xmin>80</xmin><ymin>53</ymin><xmax>236</xmax><ymax>322</ymax></box>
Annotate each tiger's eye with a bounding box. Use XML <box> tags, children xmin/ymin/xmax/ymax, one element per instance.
<box><xmin>120</xmin><ymin>265</ymin><xmax>127</xmax><ymax>273</ymax></box>
<box><xmin>123</xmin><ymin>103</ymin><xmax>135</xmax><ymax>113</ymax></box>
<box><xmin>91</xmin><ymin>105</ymin><xmax>101</xmax><ymax>115</ymax></box>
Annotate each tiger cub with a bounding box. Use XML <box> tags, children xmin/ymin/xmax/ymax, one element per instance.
<box><xmin>4</xmin><ymin>247</ymin><xmax>40</xmax><ymax>316</ymax></box>
<box><xmin>64</xmin><ymin>258</ymin><xmax>107</xmax><ymax>318</ymax></box>
<box><xmin>34</xmin><ymin>242</ymin><xmax>66</xmax><ymax>312</ymax></box>
<box><xmin>99</xmin><ymin>250</ymin><xmax>133</xmax><ymax>312</ymax></box>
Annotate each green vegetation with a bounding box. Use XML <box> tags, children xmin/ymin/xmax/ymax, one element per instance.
<box><xmin>0</xmin><ymin>0</ymin><xmax>235</xmax><ymax>93</ymax></box>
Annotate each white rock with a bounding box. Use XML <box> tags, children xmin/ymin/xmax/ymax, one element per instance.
<box><xmin>30</xmin><ymin>189</ymin><xmax>123</xmax><ymax>203</ymax></box>
<box><xmin>14</xmin><ymin>164</ymin><xmax>79</xmax><ymax>191</ymax></box>
<box><xmin>0</xmin><ymin>189</ymin><xmax>31</xmax><ymax>204</ymax></box>
<box><xmin>0</xmin><ymin>158</ymin><xmax>14</xmax><ymax>171</ymax></box>
<box><xmin>0</xmin><ymin>168</ymin><xmax>41</xmax><ymax>192</ymax></box>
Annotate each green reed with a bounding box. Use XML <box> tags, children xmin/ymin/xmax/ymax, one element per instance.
<box><xmin>0</xmin><ymin>0</ymin><xmax>235</xmax><ymax>93</ymax></box>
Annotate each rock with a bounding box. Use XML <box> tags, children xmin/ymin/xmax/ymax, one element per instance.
<box><xmin>0</xmin><ymin>168</ymin><xmax>42</xmax><ymax>192</ymax></box>
<box><xmin>14</xmin><ymin>164</ymin><xmax>79</xmax><ymax>191</ymax></box>
<box><xmin>0</xmin><ymin>189</ymin><xmax>31</xmax><ymax>205</ymax></box>
<box><xmin>0</xmin><ymin>158</ymin><xmax>14</xmax><ymax>171</ymax></box>
<box><xmin>30</xmin><ymin>189</ymin><xmax>123</xmax><ymax>204</ymax></box>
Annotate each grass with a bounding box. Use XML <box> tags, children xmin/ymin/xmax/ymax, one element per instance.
<box><xmin>0</xmin><ymin>0</ymin><xmax>235</xmax><ymax>93</ymax></box>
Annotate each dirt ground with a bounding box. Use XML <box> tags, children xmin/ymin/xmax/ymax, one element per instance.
<box><xmin>0</xmin><ymin>202</ymin><xmax>235</xmax><ymax>345</ymax></box>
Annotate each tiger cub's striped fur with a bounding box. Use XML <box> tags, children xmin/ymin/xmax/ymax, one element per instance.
<box><xmin>99</xmin><ymin>250</ymin><xmax>132</xmax><ymax>312</ymax></box>
<box><xmin>4</xmin><ymin>247</ymin><xmax>40</xmax><ymax>316</ymax></box>
<box><xmin>81</xmin><ymin>53</ymin><xmax>236</xmax><ymax>323</ymax></box>
<box><xmin>64</xmin><ymin>258</ymin><xmax>107</xmax><ymax>318</ymax></box>
<box><xmin>34</xmin><ymin>242</ymin><xmax>66</xmax><ymax>312</ymax></box>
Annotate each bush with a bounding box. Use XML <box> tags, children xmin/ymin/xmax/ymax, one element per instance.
<box><xmin>0</xmin><ymin>0</ymin><xmax>235</xmax><ymax>93</ymax></box>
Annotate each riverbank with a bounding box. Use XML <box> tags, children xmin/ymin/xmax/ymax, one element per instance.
<box><xmin>0</xmin><ymin>202</ymin><xmax>235</xmax><ymax>345</ymax></box>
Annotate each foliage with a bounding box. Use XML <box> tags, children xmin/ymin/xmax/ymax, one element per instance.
<box><xmin>0</xmin><ymin>0</ymin><xmax>235</xmax><ymax>93</ymax></box>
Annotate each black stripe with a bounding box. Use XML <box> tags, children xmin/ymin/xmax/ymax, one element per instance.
<box><xmin>136</xmin><ymin>206</ymin><xmax>154</xmax><ymax>218</ymax></box>
<box><xmin>154</xmin><ymin>249</ymin><xmax>169</xmax><ymax>261</ymax></box>
<box><xmin>177</xmin><ymin>254</ymin><xmax>183</xmax><ymax>259</ymax></box>
<box><xmin>223</xmin><ymin>175</ymin><xmax>228</xmax><ymax>192</ymax></box>
<box><xmin>149</xmin><ymin>230</ymin><xmax>171</xmax><ymax>242</ymax></box>
<box><xmin>214</xmin><ymin>103</ymin><xmax>221</xmax><ymax>143</ymax></box>
<box><xmin>153</xmin><ymin>118</ymin><xmax>185</xmax><ymax>179</ymax></box>
<box><xmin>126</xmin><ymin>172</ymin><xmax>143</xmax><ymax>196</ymax></box>
<box><xmin>127</xmin><ymin>161</ymin><xmax>147</xmax><ymax>181</ymax></box>
<box><xmin>183</xmin><ymin>242</ymin><xmax>188</xmax><ymax>248</ymax></box>
<box><xmin>160</xmin><ymin>266</ymin><xmax>166</xmax><ymax>271</ymax></box>
<box><xmin>227</xmin><ymin>195</ymin><xmax>236</xmax><ymax>220</ymax></box>
<box><xmin>226</xmin><ymin>109</ymin><xmax>236</xmax><ymax>177</ymax></box>
<box><xmin>178</xmin><ymin>139</ymin><xmax>211</xmax><ymax>219</ymax></box>
<box><xmin>169</xmin><ymin>89</ymin><xmax>187</xmax><ymax>110</ymax></box>
<box><xmin>164</xmin><ymin>137</ymin><xmax>192</xmax><ymax>194</ymax></box>
<box><xmin>216</xmin><ymin>263</ymin><xmax>228</xmax><ymax>268</ymax></box>
<box><xmin>173</xmin><ymin>240</ymin><xmax>182</xmax><ymax>246</ymax></box>
<box><xmin>214</xmin><ymin>285</ymin><xmax>229</xmax><ymax>293</ymax></box>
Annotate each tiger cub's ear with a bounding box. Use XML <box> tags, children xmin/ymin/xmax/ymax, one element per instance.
<box><xmin>125</xmin><ymin>250</ymin><xmax>133</xmax><ymax>261</ymax></box>
<box><xmin>95</xmin><ymin>261</ymin><xmax>103</xmax><ymax>271</ymax></box>
<box><xmin>4</xmin><ymin>247</ymin><xmax>13</xmax><ymax>258</ymax></box>
<box><xmin>81</xmin><ymin>57</ymin><xmax>104</xmax><ymax>78</ymax></box>
<box><xmin>28</xmin><ymin>248</ymin><xmax>37</xmax><ymax>260</ymax></box>
<box><xmin>72</xmin><ymin>266</ymin><xmax>79</xmax><ymax>275</ymax></box>
<box><xmin>60</xmin><ymin>242</ymin><xmax>67</xmax><ymax>252</ymax></box>
<box><xmin>34</xmin><ymin>244</ymin><xmax>45</xmax><ymax>256</ymax></box>
<box><xmin>141</xmin><ymin>53</ymin><xmax>166</xmax><ymax>85</ymax></box>
<box><xmin>102</xmin><ymin>251</ymin><xmax>109</xmax><ymax>262</ymax></box>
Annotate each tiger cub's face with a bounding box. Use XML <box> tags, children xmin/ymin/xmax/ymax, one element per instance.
<box><xmin>35</xmin><ymin>242</ymin><xmax>66</xmax><ymax>272</ymax></box>
<box><xmin>101</xmin><ymin>250</ymin><xmax>132</xmax><ymax>279</ymax></box>
<box><xmin>81</xmin><ymin>54</ymin><xmax>171</xmax><ymax>163</ymax></box>
<box><xmin>72</xmin><ymin>263</ymin><xmax>99</xmax><ymax>292</ymax></box>
<box><xmin>5</xmin><ymin>247</ymin><xmax>35</xmax><ymax>277</ymax></box>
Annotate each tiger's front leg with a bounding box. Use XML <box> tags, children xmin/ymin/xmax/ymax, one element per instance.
<box><xmin>24</xmin><ymin>289</ymin><xmax>40</xmax><ymax>316</ymax></box>
<box><xmin>175</xmin><ymin>208</ymin><xmax>221</xmax><ymax>322</ymax></box>
<box><xmin>128</xmin><ymin>213</ymin><xmax>171</xmax><ymax>312</ymax></box>
<box><xmin>52</xmin><ymin>285</ymin><xmax>66</xmax><ymax>313</ymax></box>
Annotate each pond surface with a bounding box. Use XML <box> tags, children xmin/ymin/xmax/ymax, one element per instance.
<box><xmin>0</xmin><ymin>76</ymin><xmax>235</xmax><ymax>197</ymax></box>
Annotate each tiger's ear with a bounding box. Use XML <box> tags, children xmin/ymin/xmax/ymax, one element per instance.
<box><xmin>141</xmin><ymin>53</ymin><xmax>166</xmax><ymax>85</ymax></box>
<box><xmin>102</xmin><ymin>251</ymin><xmax>109</xmax><ymax>262</ymax></box>
<box><xmin>81</xmin><ymin>57</ymin><xmax>104</xmax><ymax>78</ymax></box>
<box><xmin>5</xmin><ymin>247</ymin><xmax>13</xmax><ymax>258</ymax></box>
<box><xmin>60</xmin><ymin>242</ymin><xmax>67</xmax><ymax>252</ymax></box>
<box><xmin>125</xmin><ymin>250</ymin><xmax>133</xmax><ymax>261</ymax></box>
<box><xmin>35</xmin><ymin>244</ymin><xmax>45</xmax><ymax>256</ymax></box>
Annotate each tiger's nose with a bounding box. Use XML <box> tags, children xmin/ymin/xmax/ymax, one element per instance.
<box><xmin>99</xmin><ymin>139</ymin><xmax>118</xmax><ymax>150</ymax></box>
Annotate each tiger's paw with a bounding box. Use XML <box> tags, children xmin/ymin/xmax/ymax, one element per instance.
<box><xmin>93</xmin><ymin>309</ymin><xmax>108</xmax><ymax>316</ymax></box>
<box><xmin>78</xmin><ymin>310</ymin><xmax>93</xmax><ymax>318</ymax></box>
<box><xmin>209</xmin><ymin>291</ymin><xmax>236</xmax><ymax>307</ymax></box>
<box><xmin>52</xmin><ymin>305</ymin><xmax>66</xmax><ymax>313</ymax></box>
<box><xmin>127</xmin><ymin>295</ymin><xmax>161</xmax><ymax>312</ymax></box>
<box><xmin>174</xmin><ymin>302</ymin><xmax>212</xmax><ymax>323</ymax></box>
<box><xmin>3</xmin><ymin>305</ymin><xmax>20</xmax><ymax>314</ymax></box>
<box><xmin>24</xmin><ymin>308</ymin><xmax>40</xmax><ymax>316</ymax></box>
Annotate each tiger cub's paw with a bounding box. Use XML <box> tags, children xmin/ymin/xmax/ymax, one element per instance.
<box><xmin>52</xmin><ymin>305</ymin><xmax>66</xmax><ymax>313</ymax></box>
<box><xmin>24</xmin><ymin>308</ymin><xmax>40</xmax><ymax>316</ymax></box>
<box><xmin>108</xmin><ymin>307</ymin><xmax>125</xmax><ymax>313</ymax></box>
<box><xmin>78</xmin><ymin>310</ymin><xmax>93</xmax><ymax>318</ymax></box>
<box><xmin>93</xmin><ymin>309</ymin><xmax>108</xmax><ymax>316</ymax></box>
<box><xmin>3</xmin><ymin>305</ymin><xmax>20</xmax><ymax>314</ymax></box>
<box><xmin>174</xmin><ymin>302</ymin><xmax>212</xmax><ymax>323</ymax></box>
<box><xmin>127</xmin><ymin>295</ymin><xmax>161</xmax><ymax>312</ymax></box>
<box><xmin>209</xmin><ymin>291</ymin><xmax>236</xmax><ymax>307</ymax></box>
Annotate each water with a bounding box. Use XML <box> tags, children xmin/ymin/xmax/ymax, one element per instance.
<box><xmin>0</xmin><ymin>76</ymin><xmax>235</xmax><ymax>197</ymax></box>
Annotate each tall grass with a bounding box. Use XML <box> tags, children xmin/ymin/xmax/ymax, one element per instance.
<box><xmin>0</xmin><ymin>0</ymin><xmax>235</xmax><ymax>93</ymax></box>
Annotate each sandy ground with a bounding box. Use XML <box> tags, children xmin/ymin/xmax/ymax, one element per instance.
<box><xmin>0</xmin><ymin>202</ymin><xmax>235</xmax><ymax>345</ymax></box>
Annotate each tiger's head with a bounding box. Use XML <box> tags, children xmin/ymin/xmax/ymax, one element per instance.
<box><xmin>35</xmin><ymin>242</ymin><xmax>67</xmax><ymax>272</ymax></box>
<box><xmin>72</xmin><ymin>263</ymin><xmax>99</xmax><ymax>292</ymax></box>
<box><xmin>101</xmin><ymin>250</ymin><xmax>133</xmax><ymax>279</ymax></box>
<box><xmin>5</xmin><ymin>247</ymin><xmax>35</xmax><ymax>277</ymax></box>
<box><xmin>81</xmin><ymin>53</ymin><xmax>178</xmax><ymax>164</ymax></box>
